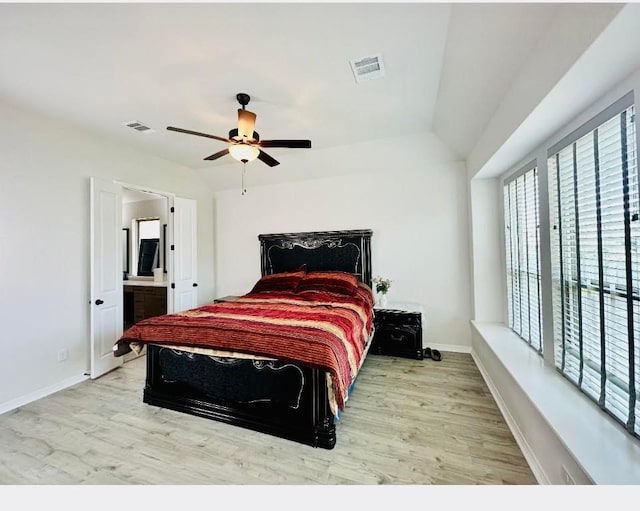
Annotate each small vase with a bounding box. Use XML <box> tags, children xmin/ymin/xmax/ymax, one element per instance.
<box><xmin>378</xmin><ymin>294</ymin><xmax>387</xmax><ymax>308</ymax></box>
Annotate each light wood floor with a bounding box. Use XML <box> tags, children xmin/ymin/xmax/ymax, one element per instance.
<box><xmin>0</xmin><ymin>352</ymin><xmax>536</xmax><ymax>485</ymax></box>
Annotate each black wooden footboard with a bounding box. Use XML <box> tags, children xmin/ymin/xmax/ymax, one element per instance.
<box><xmin>143</xmin><ymin>345</ymin><xmax>337</xmax><ymax>449</ymax></box>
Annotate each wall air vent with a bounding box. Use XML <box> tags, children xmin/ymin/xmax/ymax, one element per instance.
<box><xmin>349</xmin><ymin>53</ymin><xmax>385</xmax><ymax>83</ymax></box>
<box><xmin>124</xmin><ymin>120</ymin><xmax>155</xmax><ymax>134</ymax></box>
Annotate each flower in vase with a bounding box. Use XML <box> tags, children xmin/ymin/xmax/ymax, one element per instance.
<box><xmin>373</xmin><ymin>276</ymin><xmax>392</xmax><ymax>295</ymax></box>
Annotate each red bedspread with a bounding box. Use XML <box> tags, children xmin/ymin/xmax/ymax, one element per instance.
<box><xmin>115</xmin><ymin>288</ymin><xmax>374</xmax><ymax>410</ymax></box>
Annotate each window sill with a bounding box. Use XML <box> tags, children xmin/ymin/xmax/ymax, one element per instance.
<box><xmin>471</xmin><ymin>321</ymin><xmax>640</xmax><ymax>485</ymax></box>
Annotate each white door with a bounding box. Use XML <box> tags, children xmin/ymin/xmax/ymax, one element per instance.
<box><xmin>90</xmin><ymin>177</ymin><xmax>124</xmax><ymax>378</ymax></box>
<box><xmin>173</xmin><ymin>197</ymin><xmax>198</xmax><ymax>312</ymax></box>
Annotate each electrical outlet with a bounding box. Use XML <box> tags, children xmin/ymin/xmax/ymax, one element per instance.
<box><xmin>57</xmin><ymin>348</ymin><xmax>68</xmax><ymax>362</ymax></box>
<box><xmin>561</xmin><ymin>465</ymin><xmax>575</xmax><ymax>485</ymax></box>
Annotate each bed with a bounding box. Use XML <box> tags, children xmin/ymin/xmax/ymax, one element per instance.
<box><xmin>114</xmin><ymin>229</ymin><xmax>373</xmax><ymax>449</ymax></box>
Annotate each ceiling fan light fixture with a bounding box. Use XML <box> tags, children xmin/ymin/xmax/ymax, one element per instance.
<box><xmin>229</xmin><ymin>143</ymin><xmax>260</xmax><ymax>164</ymax></box>
<box><xmin>167</xmin><ymin>92</ymin><xmax>310</xmax><ymax>169</ymax></box>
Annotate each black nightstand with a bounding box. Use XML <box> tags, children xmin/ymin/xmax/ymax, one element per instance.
<box><xmin>372</xmin><ymin>308</ymin><xmax>423</xmax><ymax>360</ymax></box>
<box><xmin>213</xmin><ymin>295</ymin><xmax>240</xmax><ymax>303</ymax></box>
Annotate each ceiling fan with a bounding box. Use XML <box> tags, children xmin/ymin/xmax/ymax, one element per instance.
<box><xmin>167</xmin><ymin>93</ymin><xmax>312</xmax><ymax>167</ymax></box>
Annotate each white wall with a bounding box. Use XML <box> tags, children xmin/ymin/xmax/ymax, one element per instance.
<box><xmin>0</xmin><ymin>99</ymin><xmax>215</xmax><ymax>411</ymax></box>
<box><xmin>123</xmin><ymin>198</ymin><xmax>167</xmax><ymax>231</ymax></box>
<box><xmin>213</xmin><ymin>132</ymin><xmax>471</xmax><ymax>351</ymax></box>
<box><xmin>468</xmin><ymin>178</ymin><xmax>504</xmax><ymax>322</ymax></box>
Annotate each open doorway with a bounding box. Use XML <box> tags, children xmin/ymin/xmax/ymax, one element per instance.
<box><xmin>121</xmin><ymin>187</ymin><xmax>169</xmax><ymax>362</ymax></box>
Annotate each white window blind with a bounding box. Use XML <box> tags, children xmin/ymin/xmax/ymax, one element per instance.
<box><xmin>549</xmin><ymin>97</ymin><xmax>639</xmax><ymax>438</ymax></box>
<box><xmin>504</xmin><ymin>165</ymin><xmax>543</xmax><ymax>352</ymax></box>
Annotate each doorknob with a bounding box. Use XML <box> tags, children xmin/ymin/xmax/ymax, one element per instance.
<box><xmin>95</xmin><ymin>299</ymin><xmax>104</xmax><ymax>305</ymax></box>
<box><xmin>192</xmin><ymin>283</ymin><xmax>198</xmax><ymax>287</ymax></box>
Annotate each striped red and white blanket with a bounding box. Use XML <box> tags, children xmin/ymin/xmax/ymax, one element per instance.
<box><xmin>115</xmin><ymin>287</ymin><xmax>374</xmax><ymax>411</ymax></box>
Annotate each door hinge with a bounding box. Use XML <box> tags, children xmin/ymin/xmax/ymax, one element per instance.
<box><xmin>170</xmin><ymin>206</ymin><xmax>175</xmax><ymax>213</ymax></box>
<box><xmin>171</xmin><ymin>283</ymin><xmax>175</xmax><ymax>289</ymax></box>
<box><xmin>170</xmin><ymin>244</ymin><xmax>175</xmax><ymax>250</ymax></box>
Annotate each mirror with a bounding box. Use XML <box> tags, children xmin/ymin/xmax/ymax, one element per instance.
<box><xmin>137</xmin><ymin>238</ymin><xmax>159</xmax><ymax>276</ymax></box>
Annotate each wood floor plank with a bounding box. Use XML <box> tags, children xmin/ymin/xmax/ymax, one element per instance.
<box><xmin>0</xmin><ymin>352</ymin><xmax>536</xmax><ymax>484</ymax></box>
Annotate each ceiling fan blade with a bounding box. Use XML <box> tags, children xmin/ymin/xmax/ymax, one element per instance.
<box><xmin>237</xmin><ymin>109</ymin><xmax>257</xmax><ymax>139</ymax></box>
<box><xmin>167</xmin><ymin>126</ymin><xmax>230</xmax><ymax>143</ymax></box>
<box><xmin>258</xmin><ymin>139</ymin><xmax>312</xmax><ymax>149</ymax></box>
<box><xmin>257</xmin><ymin>149</ymin><xmax>280</xmax><ymax>167</ymax></box>
<box><xmin>203</xmin><ymin>148</ymin><xmax>230</xmax><ymax>161</ymax></box>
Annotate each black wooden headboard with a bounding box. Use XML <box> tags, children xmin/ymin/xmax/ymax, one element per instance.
<box><xmin>258</xmin><ymin>229</ymin><xmax>373</xmax><ymax>288</ymax></box>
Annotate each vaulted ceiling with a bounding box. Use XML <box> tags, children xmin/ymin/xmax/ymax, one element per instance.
<box><xmin>0</xmin><ymin>2</ymin><xmax>627</xmax><ymax>182</ymax></box>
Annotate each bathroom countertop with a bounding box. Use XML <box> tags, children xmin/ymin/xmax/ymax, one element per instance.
<box><xmin>123</xmin><ymin>279</ymin><xmax>168</xmax><ymax>288</ymax></box>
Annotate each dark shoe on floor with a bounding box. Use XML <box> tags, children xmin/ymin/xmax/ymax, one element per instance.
<box><xmin>424</xmin><ymin>347</ymin><xmax>432</xmax><ymax>359</ymax></box>
<box><xmin>431</xmin><ymin>349</ymin><xmax>442</xmax><ymax>362</ymax></box>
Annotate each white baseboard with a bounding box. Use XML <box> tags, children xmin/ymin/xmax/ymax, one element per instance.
<box><xmin>471</xmin><ymin>349</ymin><xmax>550</xmax><ymax>485</ymax></box>
<box><xmin>0</xmin><ymin>373</ymin><xmax>89</xmax><ymax>416</ymax></box>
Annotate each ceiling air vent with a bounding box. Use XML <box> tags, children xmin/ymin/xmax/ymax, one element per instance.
<box><xmin>349</xmin><ymin>53</ymin><xmax>385</xmax><ymax>83</ymax></box>
<box><xmin>124</xmin><ymin>120</ymin><xmax>155</xmax><ymax>134</ymax></box>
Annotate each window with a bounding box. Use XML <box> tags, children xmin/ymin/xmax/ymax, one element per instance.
<box><xmin>504</xmin><ymin>164</ymin><xmax>543</xmax><ymax>352</ymax></box>
<box><xmin>138</xmin><ymin>218</ymin><xmax>160</xmax><ymax>241</ymax></box>
<box><xmin>549</xmin><ymin>94</ymin><xmax>639</xmax><ymax>437</ymax></box>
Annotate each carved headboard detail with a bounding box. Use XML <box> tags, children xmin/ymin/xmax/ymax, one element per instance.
<box><xmin>258</xmin><ymin>229</ymin><xmax>373</xmax><ymax>288</ymax></box>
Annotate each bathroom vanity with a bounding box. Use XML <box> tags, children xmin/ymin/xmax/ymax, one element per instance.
<box><xmin>123</xmin><ymin>280</ymin><xmax>167</xmax><ymax>330</ymax></box>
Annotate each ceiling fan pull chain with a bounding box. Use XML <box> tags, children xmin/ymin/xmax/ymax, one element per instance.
<box><xmin>242</xmin><ymin>163</ymin><xmax>247</xmax><ymax>195</ymax></box>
